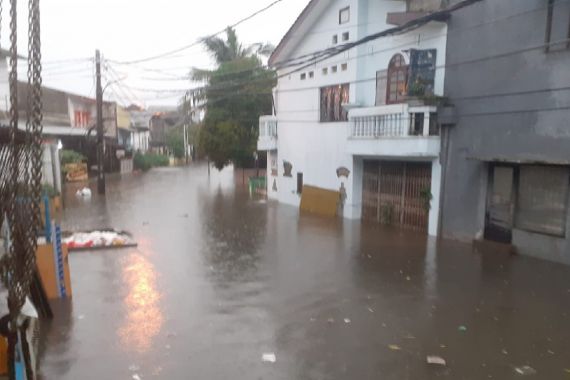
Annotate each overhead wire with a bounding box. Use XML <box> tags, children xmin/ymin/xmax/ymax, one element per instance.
<box><xmin>113</xmin><ymin>0</ymin><xmax>288</xmax><ymax>65</ymax></box>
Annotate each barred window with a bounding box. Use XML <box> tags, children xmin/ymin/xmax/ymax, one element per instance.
<box><xmin>320</xmin><ymin>84</ymin><xmax>349</xmax><ymax>122</ymax></box>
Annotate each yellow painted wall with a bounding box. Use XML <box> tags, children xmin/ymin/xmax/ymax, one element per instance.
<box><xmin>116</xmin><ymin>105</ymin><xmax>131</xmax><ymax>130</ymax></box>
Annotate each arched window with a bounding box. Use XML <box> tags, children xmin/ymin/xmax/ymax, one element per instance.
<box><xmin>386</xmin><ymin>54</ymin><xmax>408</xmax><ymax>104</ymax></box>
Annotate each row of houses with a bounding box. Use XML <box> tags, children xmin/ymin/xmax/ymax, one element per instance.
<box><xmin>258</xmin><ymin>0</ymin><xmax>570</xmax><ymax>264</ymax></box>
<box><xmin>0</xmin><ymin>49</ymin><xmax>186</xmax><ymax>174</ymax></box>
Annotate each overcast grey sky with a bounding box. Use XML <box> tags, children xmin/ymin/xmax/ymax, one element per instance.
<box><xmin>8</xmin><ymin>0</ymin><xmax>309</xmax><ymax>107</ymax></box>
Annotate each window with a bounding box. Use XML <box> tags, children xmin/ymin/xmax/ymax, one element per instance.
<box><xmin>516</xmin><ymin>166</ymin><xmax>569</xmax><ymax>236</ymax></box>
<box><xmin>339</xmin><ymin>7</ymin><xmax>350</xmax><ymax>24</ymax></box>
<box><xmin>375</xmin><ymin>69</ymin><xmax>388</xmax><ymax>105</ymax></box>
<box><xmin>320</xmin><ymin>84</ymin><xmax>349</xmax><ymax>122</ymax></box>
<box><xmin>331</xmin><ymin>65</ymin><xmax>338</xmax><ymax>73</ymax></box>
<box><xmin>545</xmin><ymin>0</ymin><xmax>570</xmax><ymax>52</ymax></box>
<box><xmin>309</xmin><ymin>71</ymin><xmax>314</xmax><ymax>79</ymax></box>
<box><xmin>386</xmin><ymin>53</ymin><xmax>408</xmax><ymax>104</ymax></box>
<box><xmin>322</xmin><ymin>68</ymin><xmax>328</xmax><ymax>75</ymax></box>
<box><xmin>74</xmin><ymin>110</ymin><xmax>91</xmax><ymax>127</ymax></box>
<box><xmin>341</xmin><ymin>63</ymin><xmax>348</xmax><ymax>71</ymax></box>
<box><xmin>332</xmin><ymin>35</ymin><xmax>338</xmax><ymax>44</ymax></box>
<box><xmin>297</xmin><ymin>173</ymin><xmax>303</xmax><ymax>194</ymax></box>
<box><xmin>300</xmin><ymin>73</ymin><xmax>306</xmax><ymax>80</ymax></box>
<box><xmin>342</xmin><ymin>32</ymin><xmax>349</xmax><ymax>41</ymax></box>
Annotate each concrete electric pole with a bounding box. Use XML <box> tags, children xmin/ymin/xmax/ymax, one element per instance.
<box><xmin>95</xmin><ymin>49</ymin><xmax>106</xmax><ymax>194</ymax></box>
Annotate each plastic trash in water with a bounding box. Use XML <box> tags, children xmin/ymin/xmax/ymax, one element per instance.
<box><xmin>132</xmin><ymin>374</ymin><xmax>141</xmax><ymax>380</ymax></box>
<box><xmin>458</xmin><ymin>325</ymin><xmax>467</xmax><ymax>332</ymax></box>
<box><xmin>344</xmin><ymin>318</ymin><xmax>351</xmax><ymax>324</ymax></box>
<box><xmin>427</xmin><ymin>356</ymin><xmax>447</xmax><ymax>366</ymax></box>
<box><xmin>262</xmin><ymin>353</ymin><xmax>276</xmax><ymax>363</ymax></box>
<box><xmin>514</xmin><ymin>366</ymin><xmax>537</xmax><ymax>376</ymax></box>
<box><xmin>76</xmin><ymin>187</ymin><xmax>92</xmax><ymax>197</ymax></box>
<box><xmin>388</xmin><ymin>345</ymin><xmax>401</xmax><ymax>351</ymax></box>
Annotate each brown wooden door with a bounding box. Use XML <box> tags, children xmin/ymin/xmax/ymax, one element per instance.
<box><xmin>362</xmin><ymin>160</ymin><xmax>432</xmax><ymax>231</ymax></box>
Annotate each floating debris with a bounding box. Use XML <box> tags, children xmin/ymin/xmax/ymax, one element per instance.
<box><xmin>388</xmin><ymin>345</ymin><xmax>401</xmax><ymax>351</ymax></box>
<box><xmin>367</xmin><ymin>307</ymin><xmax>375</xmax><ymax>313</ymax></box>
<box><xmin>344</xmin><ymin>318</ymin><xmax>351</xmax><ymax>324</ymax></box>
<box><xmin>63</xmin><ymin>230</ymin><xmax>136</xmax><ymax>251</ymax></box>
<box><xmin>132</xmin><ymin>375</ymin><xmax>141</xmax><ymax>380</ymax></box>
<box><xmin>514</xmin><ymin>365</ymin><xmax>536</xmax><ymax>376</ymax></box>
<box><xmin>427</xmin><ymin>356</ymin><xmax>446</xmax><ymax>366</ymax></box>
<box><xmin>262</xmin><ymin>353</ymin><xmax>276</xmax><ymax>363</ymax></box>
<box><xmin>501</xmin><ymin>349</ymin><xmax>508</xmax><ymax>355</ymax></box>
<box><xmin>458</xmin><ymin>325</ymin><xmax>468</xmax><ymax>332</ymax></box>
<box><xmin>75</xmin><ymin>187</ymin><xmax>92</xmax><ymax>198</ymax></box>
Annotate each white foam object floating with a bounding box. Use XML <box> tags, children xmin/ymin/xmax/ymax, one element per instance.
<box><xmin>262</xmin><ymin>353</ymin><xmax>276</xmax><ymax>363</ymax></box>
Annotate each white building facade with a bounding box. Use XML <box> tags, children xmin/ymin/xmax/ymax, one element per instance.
<box><xmin>260</xmin><ymin>0</ymin><xmax>450</xmax><ymax>236</ymax></box>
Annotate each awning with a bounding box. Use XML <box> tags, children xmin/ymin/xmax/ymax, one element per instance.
<box><xmin>467</xmin><ymin>154</ymin><xmax>570</xmax><ymax>166</ymax></box>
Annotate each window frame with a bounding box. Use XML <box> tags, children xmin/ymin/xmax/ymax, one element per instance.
<box><xmin>386</xmin><ymin>53</ymin><xmax>409</xmax><ymax>104</ymax></box>
<box><xmin>319</xmin><ymin>83</ymin><xmax>350</xmax><ymax>123</ymax></box>
<box><xmin>339</xmin><ymin>7</ymin><xmax>350</xmax><ymax>24</ymax></box>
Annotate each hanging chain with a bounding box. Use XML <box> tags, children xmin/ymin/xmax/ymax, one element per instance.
<box><xmin>0</xmin><ymin>0</ymin><xmax>43</xmax><ymax>377</ymax></box>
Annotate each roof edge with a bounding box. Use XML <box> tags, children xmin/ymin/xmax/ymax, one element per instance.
<box><xmin>269</xmin><ymin>0</ymin><xmax>320</xmax><ymax>67</ymax></box>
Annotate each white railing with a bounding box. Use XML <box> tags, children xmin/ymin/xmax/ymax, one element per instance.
<box><xmin>259</xmin><ymin>115</ymin><xmax>277</xmax><ymax>138</ymax></box>
<box><xmin>348</xmin><ymin>104</ymin><xmax>438</xmax><ymax>139</ymax></box>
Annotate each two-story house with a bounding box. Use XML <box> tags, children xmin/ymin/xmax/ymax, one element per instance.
<box><xmin>260</xmin><ymin>0</ymin><xmax>453</xmax><ymax>236</ymax></box>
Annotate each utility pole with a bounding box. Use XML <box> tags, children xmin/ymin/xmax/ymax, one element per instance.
<box><xmin>96</xmin><ymin>49</ymin><xmax>105</xmax><ymax>194</ymax></box>
<box><xmin>183</xmin><ymin>123</ymin><xmax>189</xmax><ymax>165</ymax></box>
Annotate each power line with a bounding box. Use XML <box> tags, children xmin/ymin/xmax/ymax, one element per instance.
<box><xmin>113</xmin><ymin>0</ymin><xmax>287</xmax><ymax>65</ymax></box>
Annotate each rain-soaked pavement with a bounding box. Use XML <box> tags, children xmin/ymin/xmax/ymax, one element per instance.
<box><xmin>38</xmin><ymin>164</ymin><xmax>570</xmax><ymax>379</ymax></box>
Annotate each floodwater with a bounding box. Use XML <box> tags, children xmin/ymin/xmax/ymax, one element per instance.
<box><xmin>39</xmin><ymin>164</ymin><xmax>570</xmax><ymax>379</ymax></box>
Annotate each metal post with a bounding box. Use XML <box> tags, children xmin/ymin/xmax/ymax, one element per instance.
<box><xmin>96</xmin><ymin>49</ymin><xmax>105</xmax><ymax>194</ymax></box>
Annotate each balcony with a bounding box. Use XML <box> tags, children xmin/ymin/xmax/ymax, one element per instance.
<box><xmin>257</xmin><ymin>115</ymin><xmax>278</xmax><ymax>151</ymax></box>
<box><xmin>346</xmin><ymin>103</ymin><xmax>440</xmax><ymax>158</ymax></box>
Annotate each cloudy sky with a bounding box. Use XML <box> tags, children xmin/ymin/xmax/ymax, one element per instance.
<box><xmin>7</xmin><ymin>0</ymin><xmax>309</xmax><ymax>107</ymax></box>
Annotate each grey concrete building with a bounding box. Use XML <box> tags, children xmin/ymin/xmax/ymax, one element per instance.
<box><xmin>440</xmin><ymin>0</ymin><xmax>570</xmax><ymax>264</ymax></box>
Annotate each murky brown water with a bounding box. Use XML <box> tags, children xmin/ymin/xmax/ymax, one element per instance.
<box><xmin>38</xmin><ymin>164</ymin><xmax>570</xmax><ymax>379</ymax></box>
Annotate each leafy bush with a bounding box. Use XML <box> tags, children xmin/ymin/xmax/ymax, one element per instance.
<box><xmin>60</xmin><ymin>150</ymin><xmax>86</xmax><ymax>165</ymax></box>
<box><xmin>134</xmin><ymin>152</ymin><xmax>169</xmax><ymax>172</ymax></box>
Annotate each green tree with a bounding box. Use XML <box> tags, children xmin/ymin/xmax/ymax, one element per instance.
<box><xmin>166</xmin><ymin>125</ymin><xmax>185</xmax><ymax>159</ymax></box>
<box><xmin>187</xmin><ymin>27</ymin><xmax>275</xmax><ymax>170</ymax></box>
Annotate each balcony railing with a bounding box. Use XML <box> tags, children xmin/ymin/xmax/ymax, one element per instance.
<box><xmin>257</xmin><ymin>115</ymin><xmax>278</xmax><ymax>151</ymax></box>
<box><xmin>349</xmin><ymin>104</ymin><xmax>439</xmax><ymax>139</ymax></box>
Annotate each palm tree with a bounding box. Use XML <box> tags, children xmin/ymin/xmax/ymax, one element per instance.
<box><xmin>191</xmin><ymin>27</ymin><xmax>273</xmax><ymax>82</ymax></box>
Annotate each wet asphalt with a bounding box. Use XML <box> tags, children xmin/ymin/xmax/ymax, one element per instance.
<box><xmin>38</xmin><ymin>164</ymin><xmax>570</xmax><ymax>379</ymax></box>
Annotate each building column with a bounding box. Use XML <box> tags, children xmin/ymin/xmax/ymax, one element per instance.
<box><xmin>428</xmin><ymin>158</ymin><xmax>442</xmax><ymax>236</ymax></box>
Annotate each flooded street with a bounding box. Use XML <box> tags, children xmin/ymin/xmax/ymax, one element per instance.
<box><xmin>39</xmin><ymin>164</ymin><xmax>570</xmax><ymax>379</ymax></box>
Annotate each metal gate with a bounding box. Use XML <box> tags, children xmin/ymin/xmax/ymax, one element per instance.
<box><xmin>362</xmin><ymin>160</ymin><xmax>432</xmax><ymax>231</ymax></box>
